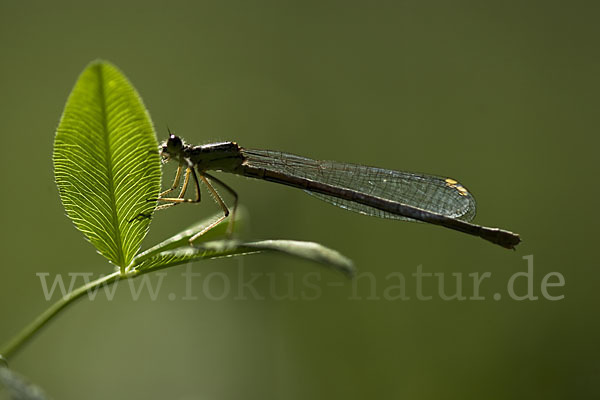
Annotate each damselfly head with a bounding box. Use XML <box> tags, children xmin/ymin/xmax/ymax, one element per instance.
<box><xmin>160</xmin><ymin>134</ymin><xmax>184</xmax><ymax>163</ymax></box>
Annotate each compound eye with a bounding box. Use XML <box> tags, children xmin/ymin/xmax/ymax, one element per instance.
<box><xmin>167</xmin><ymin>135</ymin><xmax>183</xmax><ymax>152</ymax></box>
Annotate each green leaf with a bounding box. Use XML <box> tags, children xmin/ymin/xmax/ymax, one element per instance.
<box><xmin>132</xmin><ymin>241</ymin><xmax>262</xmax><ymax>273</ymax></box>
<box><xmin>240</xmin><ymin>240</ymin><xmax>355</xmax><ymax>277</ymax></box>
<box><xmin>130</xmin><ymin>214</ymin><xmax>355</xmax><ymax>277</ymax></box>
<box><xmin>134</xmin><ymin>240</ymin><xmax>354</xmax><ymax>277</ymax></box>
<box><xmin>53</xmin><ymin>60</ymin><xmax>161</xmax><ymax>269</ymax></box>
<box><xmin>132</xmin><ymin>209</ymin><xmax>247</xmax><ymax>266</ymax></box>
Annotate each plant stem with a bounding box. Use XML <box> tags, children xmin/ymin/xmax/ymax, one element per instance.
<box><xmin>0</xmin><ymin>271</ymin><xmax>121</xmax><ymax>360</ymax></box>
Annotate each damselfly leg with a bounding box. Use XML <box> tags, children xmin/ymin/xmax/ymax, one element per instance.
<box><xmin>159</xmin><ymin>164</ymin><xmax>184</xmax><ymax>198</ymax></box>
<box><xmin>186</xmin><ymin>172</ymin><xmax>238</xmax><ymax>241</ymax></box>
<box><xmin>204</xmin><ymin>172</ymin><xmax>239</xmax><ymax>235</ymax></box>
<box><xmin>149</xmin><ymin>166</ymin><xmax>238</xmax><ymax>244</ymax></box>
<box><xmin>154</xmin><ymin>166</ymin><xmax>201</xmax><ymax>209</ymax></box>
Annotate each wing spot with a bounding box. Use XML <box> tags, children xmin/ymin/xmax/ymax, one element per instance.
<box><xmin>445</xmin><ymin>178</ymin><xmax>469</xmax><ymax>196</ymax></box>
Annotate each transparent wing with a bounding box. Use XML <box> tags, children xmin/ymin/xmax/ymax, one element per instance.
<box><xmin>241</xmin><ymin>149</ymin><xmax>477</xmax><ymax>222</ymax></box>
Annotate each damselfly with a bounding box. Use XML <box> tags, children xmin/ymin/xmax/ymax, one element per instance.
<box><xmin>145</xmin><ymin>133</ymin><xmax>520</xmax><ymax>249</ymax></box>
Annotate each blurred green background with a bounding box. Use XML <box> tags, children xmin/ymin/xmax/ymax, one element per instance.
<box><xmin>1</xmin><ymin>0</ymin><xmax>598</xmax><ymax>399</ymax></box>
